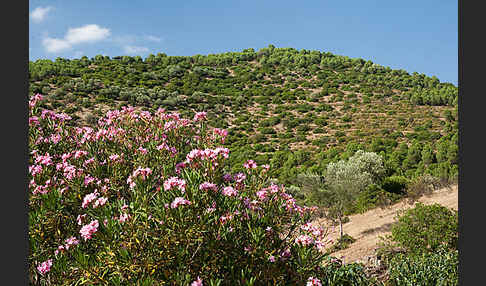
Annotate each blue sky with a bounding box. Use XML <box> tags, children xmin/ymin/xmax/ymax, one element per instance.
<box><xmin>29</xmin><ymin>0</ymin><xmax>457</xmax><ymax>85</ymax></box>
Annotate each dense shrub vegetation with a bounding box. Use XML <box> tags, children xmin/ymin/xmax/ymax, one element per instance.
<box><xmin>377</xmin><ymin>203</ymin><xmax>458</xmax><ymax>285</ymax></box>
<box><xmin>29</xmin><ymin>94</ymin><xmax>383</xmax><ymax>285</ymax></box>
<box><xmin>386</xmin><ymin>249</ymin><xmax>458</xmax><ymax>286</ymax></box>
<box><xmin>388</xmin><ymin>203</ymin><xmax>458</xmax><ymax>255</ymax></box>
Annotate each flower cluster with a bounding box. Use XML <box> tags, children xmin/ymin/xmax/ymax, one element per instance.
<box><xmin>186</xmin><ymin>147</ymin><xmax>230</xmax><ymax>163</ymax></box>
<box><xmin>307</xmin><ymin>277</ymin><xmax>322</xmax><ymax>286</ymax></box>
<box><xmin>79</xmin><ymin>220</ymin><xmax>99</xmax><ymax>241</ymax></box>
<box><xmin>221</xmin><ymin>186</ymin><xmax>238</xmax><ymax>197</ymax></box>
<box><xmin>170</xmin><ymin>197</ymin><xmax>192</xmax><ymax>209</ymax></box>
<box><xmin>243</xmin><ymin>159</ymin><xmax>257</xmax><ymax>169</ymax></box>
<box><xmin>199</xmin><ymin>182</ymin><xmax>218</xmax><ymax>192</ymax></box>
<box><xmin>36</xmin><ymin>259</ymin><xmax>52</xmax><ymax>275</ymax></box>
<box><xmin>163</xmin><ymin>176</ymin><xmax>187</xmax><ymax>192</ymax></box>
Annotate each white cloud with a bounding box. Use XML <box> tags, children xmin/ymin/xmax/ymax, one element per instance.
<box><xmin>123</xmin><ymin>45</ymin><xmax>149</xmax><ymax>54</ymax></box>
<box><xmin>145</xmin><ymin>35</ymin><xmax>162</xmax><ymax>42</ymax></box>
<box><xmin>30</xmin><ymin>6</ymin><xmax>53</xmax><ymax>23</ymax></box>
<box><xmin>42</xmin><ymin>24</ymin><xmax>111</xmax><ymax>53</ymax></box>
<box><xmin>65</xmin><ymin>25</ymin><xmax>110</xmax><ymax>44</ymax></box>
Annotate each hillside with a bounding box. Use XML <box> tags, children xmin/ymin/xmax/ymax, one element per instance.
<box><xmin>28</xmin><ymin>46</ymin><xmax>458</xmax><ymax>185</ymax></box>
<box><xmin>313</xmin><ymin>185</ymin><xmax>458</xmax><ymax>264</ymax></box>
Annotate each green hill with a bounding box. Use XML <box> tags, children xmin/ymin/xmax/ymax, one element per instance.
<box><xmin>28</xmin><ymin>45</ymin><xmax>458</xmax><ymax>186</ymax></box>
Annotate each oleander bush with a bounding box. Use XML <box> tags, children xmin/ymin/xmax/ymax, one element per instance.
<box><xmin>29</xmin><ymin>93</ymin><xmax>375</xmax><ymax>285</ymax></box>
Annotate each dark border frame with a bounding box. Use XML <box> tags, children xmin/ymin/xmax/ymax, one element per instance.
<box><xmin>6</xmin><ymin>0</ymin><xmax>29</xmax><ymax>284</ymax></box>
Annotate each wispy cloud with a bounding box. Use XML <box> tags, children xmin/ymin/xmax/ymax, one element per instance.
<box><xmin>30</xmin><ymin>6</ymin><xmax>53</xmax><ymax>23</ymax></box>
<box><xmin>123</xmin><ymin>45</ymin><xmax>149</xmax><ymax>55</ymax></box>
<box><xmin>144</xmin><ymin>35</ymin><xmax>162</xmax><ymax>42</ymax></box>
<box><xmin>42</xmin><ymin>24</ymin><xmax>111</xmax><ymax>53</ymax></box>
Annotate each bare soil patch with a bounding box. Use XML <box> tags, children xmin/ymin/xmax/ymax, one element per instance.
<box><xmin>312</xmin><ymin>185</ymin><xmax>458</xmax><ymax>264</ymax></box>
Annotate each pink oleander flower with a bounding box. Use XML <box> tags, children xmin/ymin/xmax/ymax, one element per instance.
<box><xmin>84</xmin><ymin>175</ymin><xmax>95</xmax><ymax>186</ymax></box>
<box><xmin>118</xmin><ymin>213</ymin><xmax>130</xmax><ymax>223</ymax></box>
<box><xmin>36</xmin><ymin>153</ymin><xmax>52</xmax><ymax>166</ymax></box>
<box><xmin>29</xmin><ymin>116</ymin><xmax>40</xmax><ymax>126</ymax></box>
<box><xmin>55</xmin><ymin>245</ymin><xmax>65</xmax><ymax>255</ymax></box>
<box><xmin>50</xmin><ymin>133</ymin><xmax>62</xmax><ymax>144</ymax></box>
<box><xmin>64</xmin><ymin>237</ymin><xmax>79</xmax><ymax>250</ymax></box>
<box><xmin>80</xmin><ymin>220</ymin><xmax>99</xmax><ymax>241</ymax></box>
<box><xmin>243</xmin><ymin>159</ymin><xmax>257</xmax><ymax>169</ymax></box>
<box><xmin>268</xmin><ymin>184</ymin><xmax>279</xmax><ymax>194</ymax></box>
<box><xmin>268</xmin><ymin>255</ymin><xmax>276</xmax><ymax>262</ymax></box>
<box><xmin>222</xmin><ymin>186</ymin><xmax>238</xmax><ymax>197</ymax></box>
<box><xmin>137</xmin><ymin>147</ymin><xmax>148</xmax><ymax>154</ymax></box>
<box><xmin>37</xmin><ymin>259</ymin><xmax>53</xmax><ymax>275</ymax></box>
<box><xmin>61</xmin><ymin>152</ymin><xmax>72</xmax><ymax>161</ymax></box>
<box><xmin>81</xmin><ymin>191</ymin><xmax>99</xmax><ymax>208</ymax></box>
<box><xmin>132</xmin><ymin>167</ymin><xmax>152</xmax><ymax>180</ymax></box>
<box><xmin>233</xmin><ymin>172</ymin><xmax>246</xmax><ymax>183</ymax></box>
<box><xmin>213</xmin><ymin>128</ymin><xmax>228</xmax><ymax>143</ymax></box>
<box><xmin>307</xmin><ymin>277</ymin><xmax>322</xmax><ymax>286</ymax></box>
<box><xmin>295</xmin><ymin>235</ymin><xmax>315</xmax><ymax>247</ymax></box>
<box><xmin>219</xmin><ymin>213</ymin><xmax>233</xmax><ymax>225</ymax></box>
<box><xmin>109</xmin><ymin>154</ymin><xmax>120</xmax><ymax>161</ymax></box>
<box><xmin>314</xmin><ymin>240</ymin><xmax>326</xmax><ymax>251</ymax></box>
<box><xmin>193</xmin><ymin>111</ymin><xmax>207</xmax><ymax>122</ymax></box>
<box><xmin>175</xmin><ymin>161</ymin><xmax>186</xmax><ymax>174</ymax></box>
<box><xmin>74</xmin><ymin>150</ymin><xmax>88</xmax><ymax>159</ymax></box>
<box><xmin>170</xmin><ymin>197</ymin><xmax>192</xmax><ymax>209</ymax></box>
<box><xmin>29</xmin><ymin>165</ymin><xmax>43</xmax><ymax>176</ymax></box>
<box><xmin>199</xmin><ymin>182</ymin><xmax>218</xmax><ymax>192</ymax></box>
<box><xmin>191</xmin><ymin>276</ymin><xmax>203</xmax><ymax>286</ymax></box>
<box><xmin>280</xmin><ymin>248</ymin><xmax>291</xmax><ymax>259</ymax></box>
<box><xmin>163</xmin><ymin>177</ymin><xmax>186</xmax><ymax>192</ymax></box>
<box><xmin>256</xmin><ymin>190</ymin><xmax>268</xmax><ymax>200</ymax></box>
<box><xmin>83</xmin><ymin>157</ymin><xmax>95</xmax><ymax>166</ymax></box>
<box><xmin>93</xmin><ymin>197</ymin><xmax>108</xmax><ymax>208</ymax></box>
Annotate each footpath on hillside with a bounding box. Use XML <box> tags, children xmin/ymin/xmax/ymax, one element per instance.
<box><xmin>312</xmin><ymin>185</ymin><xmax>458</xmax><ymax>264</ymax></box>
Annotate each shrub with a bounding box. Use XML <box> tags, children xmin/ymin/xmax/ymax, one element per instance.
<box><xmin>387</xmin><ymin>249</ymin><xmax>458</xmax><ymax>286</ymax></box>
<box><xmin>381</xmin><ymin>176</ymin><xmax>410</xmax><ymax>195</ymax></box>
<box><xmin>353</xmin><ymin>184</ymin><xmax>401</xmax><ymax>214</ymax></box>
<box><xmin>28</xmin><ymin>93</ymin><xmax>366</xmax><ymax>285</ymax></box>
<box><xmin>320</xmin><ymin>259</ymin><xmax>379</xmax><ymax>286</ymax></box>
<box><xmin>389</xmin><ymin>203</ymin><xmax>458</xmax><ymax>255</ymax></box>
<box><xmin>406</xmin><ymin>174</ymin><xmax>441</xmax><ymax>202</ymax></box>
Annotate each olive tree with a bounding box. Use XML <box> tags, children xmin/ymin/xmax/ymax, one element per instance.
<box><xmin>297</xmin><ymin>151</ymin><xmax>385</xmax><ymax>240</ymax></box>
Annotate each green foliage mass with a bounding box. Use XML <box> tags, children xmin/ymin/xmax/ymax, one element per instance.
<box><xmin>29</xmin><ymin>45</ymin><xmax>458</xmax><ymax>192</ymax></box>
<box><xmin>387</xmin><ymin>249</ymin><xmax>458</xmax><ymax>286</ymax></box>
<box><xmin>390</xmin><ymin>203</ymin><xmax>458</xmax><ymax>255</ymax></box>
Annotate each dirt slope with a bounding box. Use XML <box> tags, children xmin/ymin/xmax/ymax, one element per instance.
<box><xmin>313</xmin><ymin>185</ymin><xmax>458</xmax><ymax>264</ymax></box>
